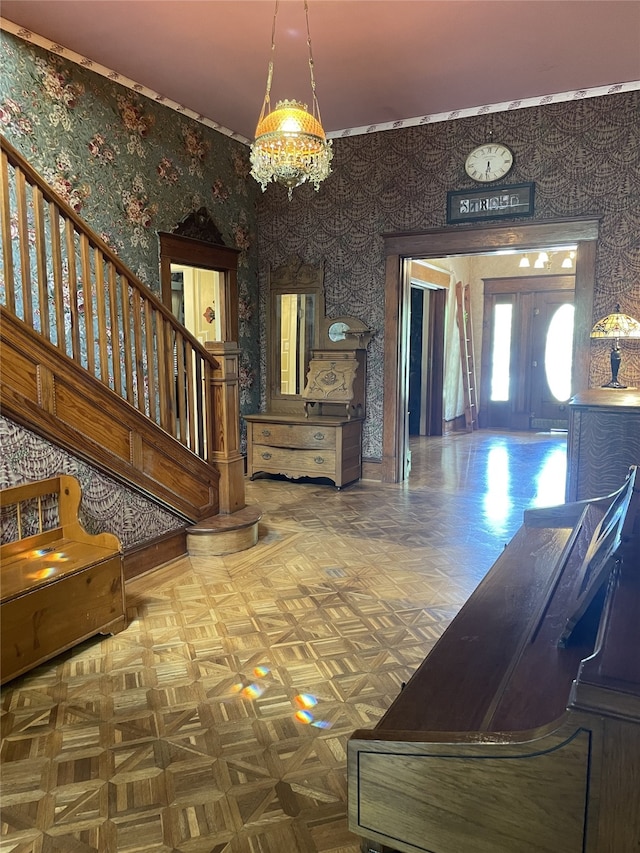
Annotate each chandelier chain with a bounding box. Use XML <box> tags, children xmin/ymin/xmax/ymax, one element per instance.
<box><xmin>304</xmin><ymin>0</ymin><xmax>322</xmax><ymax>123</ymax></box>
<box><xmin>258</xmin><ymin>0</ymin><xmax>280</xmax><ymax>124</ymax></box>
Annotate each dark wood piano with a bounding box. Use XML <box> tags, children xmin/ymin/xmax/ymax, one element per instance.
<box><xmin>348</xmin><ymin>467</ymin><xmax>640</xmax><ymax>853</ymax></box>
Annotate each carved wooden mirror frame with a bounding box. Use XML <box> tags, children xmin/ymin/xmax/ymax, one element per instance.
<box><xmin>267</xmin><ymin>254</ymin><xmax>325</xmax><ymax>413</ymax></box>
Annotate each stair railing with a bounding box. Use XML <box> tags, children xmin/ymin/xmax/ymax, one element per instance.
<box><xmin>0</xmin><ymin>135</ymin><xmax>214</xmax><ymax>460</ymax></box>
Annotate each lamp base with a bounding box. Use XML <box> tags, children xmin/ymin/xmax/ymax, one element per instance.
<box><xmin>601</xmin><ymin>380</ymin><xmax>627</xmax><ymax>389</ymax></box>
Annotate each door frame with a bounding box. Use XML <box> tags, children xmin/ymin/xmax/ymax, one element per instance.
<box><xmin>381</xmin><ymin>216</ymin><xmax>600</xmax><ymax>483</ymax></box>
<box><xmin>159</xmin><ymin>231</ymin><xmax>240</xmax><ymax>343</ymax></box>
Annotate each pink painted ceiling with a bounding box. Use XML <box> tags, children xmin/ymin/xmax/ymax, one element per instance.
<box><xmin>2</xmin><ymin>1</ymin><xmax>639</xmax><ymax>142</ymax></box>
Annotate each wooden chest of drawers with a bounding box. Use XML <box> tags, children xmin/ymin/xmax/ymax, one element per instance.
<box><xmin>244</xmin><ymin>413</ymin><xmax>363</xmax><ymax>488</ymax></box>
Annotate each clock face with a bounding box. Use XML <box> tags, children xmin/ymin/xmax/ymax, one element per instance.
<box><xmin>328</xmin><ymin>321</ymin><xmax>349</xmax><ymax>342</ymax></box>
<box><xmin>465</xmin><ymin>143</ymin><xmax>514</xmax><ymax>183</ymax></box>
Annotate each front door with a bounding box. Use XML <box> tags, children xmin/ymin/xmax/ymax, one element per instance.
<box><xmin>481</xmin><ymin>275</ymin><xmax>575</xmax><ymax>430</ymax></box>
<box><xmin>530</xmin><ymin>290</ymin><xmax>575</xmax><ymax>424</ymax></box>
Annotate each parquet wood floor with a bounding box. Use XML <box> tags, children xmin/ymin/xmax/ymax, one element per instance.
<box><xmin>1</xmin><ymin>430</ymin><xmax>567</xmax><ymax>853</ymax></box>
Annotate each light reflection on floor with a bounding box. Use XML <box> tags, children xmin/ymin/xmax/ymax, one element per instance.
<box><xmin>480</xmin><ymin>437</ymin><xmax>567</xmax><ymax>536</ymax></box>
<box><xmin>483</xmin><ymin>443</ymin><xmax>513</xmax><ymax>538</ymax></box>
<box><xmin>229</xmin><ymin>666</ymin><xmax>333</xmax><ymax>729</ymax></box>
<box><xmin>533</xmin><ymin>443</ymin><xmax>568</xmax><ymax>508</ymax></box>
<box><xmin>409</xmin><ymin>429</ymin><xmax>568</xmax><ymax>568</ymax></box>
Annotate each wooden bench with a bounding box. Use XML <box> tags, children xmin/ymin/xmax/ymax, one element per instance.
<box><xmin>1</xmin><ymin>475</ymin><xmax>125</xmax><ymax>685</ymax></box>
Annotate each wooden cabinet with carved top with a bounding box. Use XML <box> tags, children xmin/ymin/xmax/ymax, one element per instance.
<box><xmin>302</xmin><ymin>349</ymin><xmax>366</xmax><ymax>419</ymax></box>
<box><xmin>244</xmin><ymin>413</ymin><xmax>363</xmax><ymax>488</ymax></box>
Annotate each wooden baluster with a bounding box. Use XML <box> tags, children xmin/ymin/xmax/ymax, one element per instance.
<box><xmin>79</xmin><ymin>233</ymin><xmax>95</xmax><ymax>376</ymax></box>
<box><xmin>175</xmin><ymin>331</ymin><xmax>188</xmax><ymax>445</ymax></box>
<box><xmin>0</xmin><ymin>149</ymin><xmax>16</xmax><ymax>312</ymax></box>
<box><xmin>94</xmin><ymin>248</ymin><xmax>109</xmax><ymax>385</ymax></box>
<box><xmin>32</xmin><ymin>184</ymin><xmax>50</xmax><ymax>341</ymax></box>
<box><xmin>194</xmin><ymin>355</ymin><xmax>205</xmax><ymax>458</ymax></box>
<box><xmin>65</xmin><ymin>219</ymin><xmax>81</xmax><ymax>362</ymax></box>
<box><xmin>202</xmin><ymin>359</ymin><xmax>213</xmax><ymax>461</ymax></box>
<box><xmin>143</xmin><ymin>297</ymin><xmax>156</xmax><ymax>422</ymax></box>
<box><xmin>184</xmin><ymin>341</ymin><xmax>196</xmax><ymax>452</ymax></box>
<box><xmin>120</xmin><ymin>276</ymin><xmax>135</xmax><ymax>406</ymax></box>
<box><xmin>131</xmin><ymin>287</ymin><xmax>145</xmax><ymax>413</ymax></box>
<box><xmin>155</xmin><ymin>313</ymin><xmax>170</xmax><ymax>433</ymax></box>
<box><xmin>37</xmin><ymin>494</ymin><xmax>44</xmax><ymax>535</ymax></box>
<box><xmin>164</xmin><ymin>320</ymin><xmax>178</xmax><ymax>438</ymax></box>
<box><xmin>16</xmin><ymin>500</ymin><xmax>22</xmax><ymax>541</ymax></box>
<box><xmin>49</xmin><ymin>203</ymin><xmax>66</xmax><ymax>355</ymax></box>
<box><xmin>108</xmin><ymin>263</ymin><xmax>121</xmax><ymax>398</ymax></box>
<box><xmin>15</xmin><ymin>168</ymin><xmax>33</xmax><ymax>328</ymax></box>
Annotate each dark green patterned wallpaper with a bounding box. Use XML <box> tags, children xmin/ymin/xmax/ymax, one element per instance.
<box><xmin>1</xmin><ymin>29</ymin><xmax>260</xmax><ymax>414</ymax></box>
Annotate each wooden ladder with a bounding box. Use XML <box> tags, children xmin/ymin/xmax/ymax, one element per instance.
<box><xmin>455</xmin><ymin>281</ymin><xmax>478</xmax><ymax>432</ymax></box>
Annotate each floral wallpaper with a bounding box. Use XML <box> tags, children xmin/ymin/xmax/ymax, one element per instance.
<box><xmin>0</xmin><ymin>30</ymin><xmax>260</xmax><ymax>411</ymax></box>
<box><xmin>257</xmin><ymin>91</ymin><xmax>640</xmax><ymax>460</ymax></box>
<box><xmin>0</xmin><ymin>30</ymin><xmax>259</xmax><ymax>547</ymax></box>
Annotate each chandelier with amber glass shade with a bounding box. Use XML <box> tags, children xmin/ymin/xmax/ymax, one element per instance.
<box><xmin>250</xmin><ymin>0</ymin><xmax>333</xmax><ymax>199</ymax></box>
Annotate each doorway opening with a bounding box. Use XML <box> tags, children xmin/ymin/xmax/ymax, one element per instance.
<box><xmin>408</xmin><ymin>260</ymin><xmax>448</xmax><ymax>437</ymax></box>
<box><xmin>406</xmin><ymin>252</ymin><xmax>576</xmax><ymax>447</ymax></box>
<box><xmin>381</xmin><ymin>218</ymin><xmax>599</xmax><ymax>483</ymax></box>
<box><xmin>170</xmin><ymin>264</ymin><xmax>223</xmax><ymax>344</ymax></box>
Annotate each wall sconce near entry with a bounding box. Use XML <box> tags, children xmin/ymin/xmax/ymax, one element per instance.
<box><xmin>590</xmin><ymin>304</ymin><xmax>640</xmax><ymax>388</ymax></box>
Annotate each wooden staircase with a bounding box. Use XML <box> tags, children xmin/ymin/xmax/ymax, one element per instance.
<box><xmin>0</xmin><ymin>135</ymin><xmax>259</xmax><ymax>567</ymax></box>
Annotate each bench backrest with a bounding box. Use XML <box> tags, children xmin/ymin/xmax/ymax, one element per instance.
<box><xmin>1</xmin><ymin>475</ymin><xmax>121</xmax><ymax>559</ymax></box>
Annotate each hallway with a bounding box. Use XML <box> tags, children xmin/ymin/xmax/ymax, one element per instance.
<box><xmin>0</xmin><ymin>430</ymin><xmax>568</xmax><ymax>853</ymax></box>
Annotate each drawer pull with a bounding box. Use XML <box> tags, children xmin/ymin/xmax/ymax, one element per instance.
<box><xmin>313</xmin><ymin>432</ymin><xmax>325</xmax><ymax>441</ymax></box>
<box><xmin>261</xmin><ymin>429</ymin><xmax>271</xmax><ymax>437</ymax></box>
<box><xmin>314</xmin><ymin>456</ymin><xmax>325</xmax><ymax>465</ymax></box>
<box><xmin>261</xmin><ymin>451</ymin><xmax>272</xmax><ymax>460</ymax></box>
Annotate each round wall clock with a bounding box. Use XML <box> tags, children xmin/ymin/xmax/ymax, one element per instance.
<box><xmin>328</xmin><ymin>321</ymin><xmax>350</xmax><ymax>342</ymax></box>
<box><xmin>465</xmin><ymin>143</ymin><xmax>514</xmax><ymax>183</ymax></box>
<box><xmin>321</xmin><ymin>316</ymin><xmax>373</xmax><ymax>349</ymax></box>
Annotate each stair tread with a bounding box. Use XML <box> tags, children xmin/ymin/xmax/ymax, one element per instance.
<box><xmin>187</xmin><ymin>505</ymin><xmax>262</xmax><ymax>535</ymax></box>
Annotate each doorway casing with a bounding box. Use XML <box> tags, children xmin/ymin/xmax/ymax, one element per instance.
<box><xmin>381</xmin><ymin>217</ymin><xmax>600</xmax><ymax>483</ymax></box>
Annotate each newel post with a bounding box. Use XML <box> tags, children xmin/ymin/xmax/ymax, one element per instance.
<box><xmin>205</xmin><ymin>341</ymin><xmax>245</xmax><ymax>514</ymax></box>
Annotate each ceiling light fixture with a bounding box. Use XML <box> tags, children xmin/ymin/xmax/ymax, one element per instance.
<box><xmin>519</xmin><ymin>255</ymin><xmax>531</xmax><ymax>268</ymax></box>
<box><xmin>590</xmin><ymin>304</ymin><xmax>640</xmax><ymax>388</ymax></box>
<box><xmin>250</xmin><ymin>0</ymin><xmax>333</xmax><ymax>199</ymax></box>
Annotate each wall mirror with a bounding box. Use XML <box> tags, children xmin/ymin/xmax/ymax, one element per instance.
<box><xmin>159</xmin><ymin>208</ymin><xmax>240</xmax><ymax>344</ymax></box>
<box><xmin>267</xmin><ymin>255</ymin><xmax>325</xmax><ymax>412</ymax></box>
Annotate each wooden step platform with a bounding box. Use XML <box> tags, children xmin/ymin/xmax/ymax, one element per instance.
<box><xmin>186</xmin><ymin>504</ymin><xmax>262</xmax><ymax>556</ymax></box>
